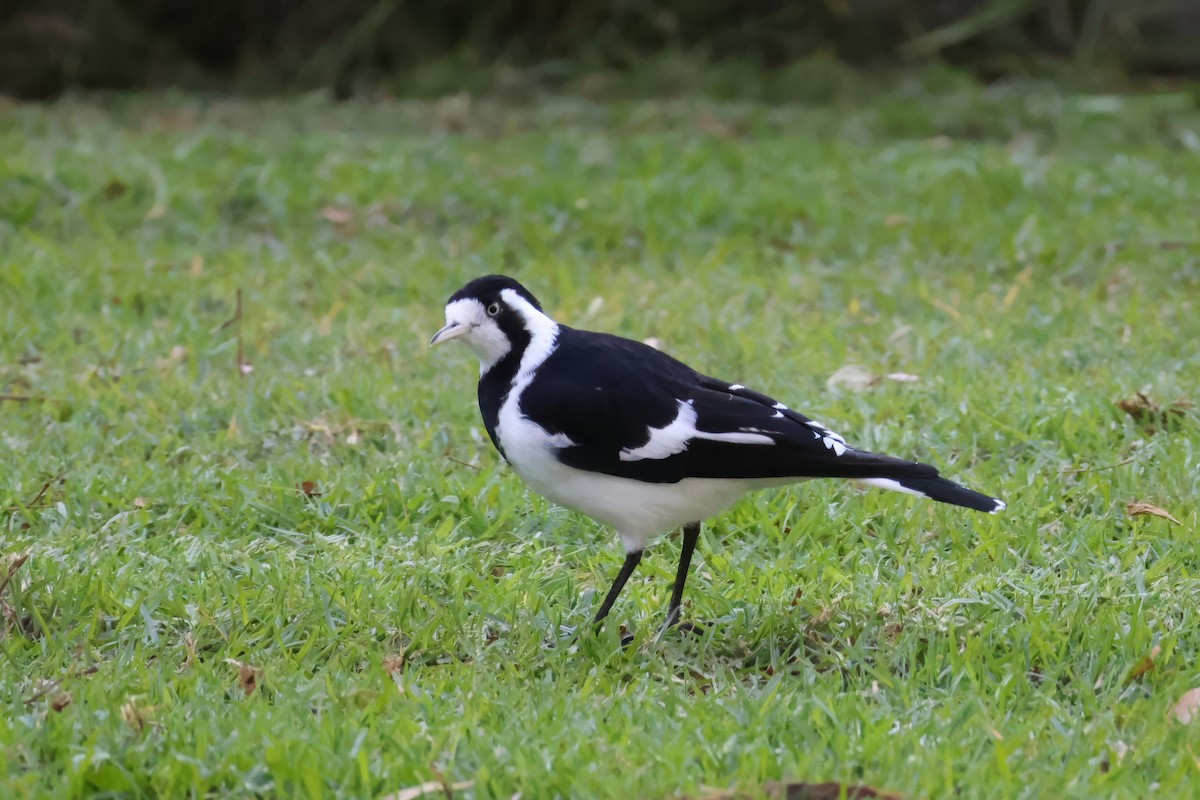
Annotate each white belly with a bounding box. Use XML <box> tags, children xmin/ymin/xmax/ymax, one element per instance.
<box><xmin>498</xmin><ymin>410</ymin><xmax>771</xmax><ymax>551</ymax></box>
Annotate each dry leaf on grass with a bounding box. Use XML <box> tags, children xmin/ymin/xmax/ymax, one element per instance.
<box><xmin>1124</xmin><ymin>644</ymin><xmax>1161</xmax><ymax>684</ymax></box>
<box><xmin>765</xmin><ymin>781</ymin><xmax>903</xmax><ymax>800</ymax></box>
<box><xmin>1116</xmin><ymin>391</ymin><xmax>1193</xmax><ymax>432</ymax></box>
<box><xmin>320</xmin><ymin>207</ymin><xmax>355</xmax><ymax>227</ymax></box>
<box><xmin>1172</xmin><ymin>688</ymin><xmax>1200</xmax><ymax>724</ymax></box>
<box><xmin>808</xmin><ymin>605</ymin><xmax>838</xmax><ymax>628</ymax></box>
<box><xmin>182</xmin><ymin>632</ymin><xmax>197</xmax><ymax>671</ymax></box>
<box><xmin>102</xmin><ymin>180</ymin><xmax>127</xmax><ymax>200</ymax></box>
<box><xmin>697</xmin><ymin>109</ymin><xmax>741</xmax><ymax>140</ymax></box>
<box><xmin>382</xmin><ymin>779</ymin><xmax>474</xmax><ymax>800</ymax></box>
<box><xmin>1116</xmin><ymin>391</ymin><xmax>1159</xmax><ymax>420</ymax></box>
<box><xmin>827</xmin><ymin>365</ymin><xmax>880</xmax><ymax>392</ymax></box>
<box><xmin>433</xmin><ymin>93</ymin><xmax>472</xmax><ymax>131</ymax></box>
<box><xmin>827</xmin><ymin>365</ymin><xmax>920</xmax><ymax>392</ymax></box>
<box><xmin>1126</xmin><ymin>501</ymin><xmax>1181</xmax><ymax>526</ymax></box>
<box><xmin>121</xmin><ymin>698</ymin><xmax>157</xmax><ymax>731</ymax></box>
<box><xmin>225</xmin><ymin>659</ymin><xmax>261</xmax><ymax>696</ymax></box>
<box><xmin>383</xmin><ymin>652</ymin><xmax>407</xmax><ymax>674</ymax></box>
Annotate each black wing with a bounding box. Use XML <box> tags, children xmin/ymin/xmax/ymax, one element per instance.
<box><xmin>519</xmin><ymin>329</ymin><xmax>938</xmax><ymax>484</ymax></box>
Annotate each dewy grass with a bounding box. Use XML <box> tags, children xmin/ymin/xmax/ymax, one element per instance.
<box><xmin>1</xmin><ymin>79</ymin><xmax>1199</xmax><ymax>798</ymax></box>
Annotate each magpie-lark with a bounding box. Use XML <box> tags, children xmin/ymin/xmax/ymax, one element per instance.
<box><xmin>431</xmin><ymin>275</ymin><xmax>1005</xmax><ymax>633</ymax></box>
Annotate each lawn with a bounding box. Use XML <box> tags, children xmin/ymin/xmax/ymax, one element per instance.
<box><xmin>2</xmin><ymin>71</ymin><xmax>1199</xmax><ymax>798</ymax></box>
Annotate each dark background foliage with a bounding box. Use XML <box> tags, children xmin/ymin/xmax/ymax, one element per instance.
<box><xmin>1</xmin><ymin>0</ymin><xmax>1198</xmax><ymax>98</ymax></box>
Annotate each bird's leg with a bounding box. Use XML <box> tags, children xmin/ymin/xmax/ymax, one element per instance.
<box><xmin>592</xmin><ymin>549</ymin><xmax>643</xmax><ymax>626</ymax></box>
<box><xmin>663</xmin><ymin>521</ymin><xmax>701</xmax><ymax>632</ymax></box>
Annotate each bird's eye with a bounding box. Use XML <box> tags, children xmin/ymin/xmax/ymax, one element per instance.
<box><xmin>487</xmin><ymin>302</ymin><xmax>501</xmax><ymax>317</ymax></box>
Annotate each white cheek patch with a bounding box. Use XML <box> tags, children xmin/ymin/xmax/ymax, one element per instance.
<box><xmin>472</xmin><ymin>321</ymin><xmax>512</xmax><ymax>375</ymax></box>
<box><xmin>441</xmin><ymin>298</ymin><xmax>512</xmax><ymax>374</ymax></box>
<box><xmin>619</xmin><ymin>400</ymin><xmax>775</xmax><ymax>462</ymax></box>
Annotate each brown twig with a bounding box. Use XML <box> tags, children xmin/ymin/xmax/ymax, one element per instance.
<box><xmin>428</xmin><ymin>765</ymin><xmax>456</xmax><ymax>800</ymax></box>
<box><xmin>0</xmin><ymin>394</ymin><xmax>62</xmax><ymax>404</ymax></box>
<box><xmin>1060</xmin><ymin>457</ymin><xmax>1137</xmax><ymax>475</ymax></box>
<box><xmin>23</xmin><ymin>665</ymin><xmax>100</xmax><ymax>706</ymax></box>
<box><xmin>444</xmin><ymin>455</ymin><xmax>480</xmax><ymax>471</ymax></box>
<box><xmin>5</xmin><ymin>471</ymin><xmax>66</xmax><ymax>513</ymax></box>
<box><xmin>220</xmin><ymin>289</ymin><xmax>249</xmax><ymax>378</ymax></box>
<box><xmin>0</xmin><ymin>554</ymin><xmax>29</xmax><ymax>597</ymax></box>
<box><xmin>235</xmin><ymin>290</ymin><xmax>244</xmax><ymax>376</ymax></box>
<box><xmin>25</xmin><ymin>480</ymin><xmax>52</xmax><ymax>508</ymax></box>
<box><xmin>219</xmin><ymin>288</ymin><xmax>242</xmax><ymax>331</ymax></box>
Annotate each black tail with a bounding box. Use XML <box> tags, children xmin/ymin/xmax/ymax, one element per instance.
<box><xmin>860</xmin><ymin>475</ymin><xmax>1006</xmax><ymax>513</ymax></box>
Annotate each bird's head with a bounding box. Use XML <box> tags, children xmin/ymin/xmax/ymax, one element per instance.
<box><xmin>430</xmin><ymin>275</ymin><xmax>551</xmax><ymax>372</ymax></box>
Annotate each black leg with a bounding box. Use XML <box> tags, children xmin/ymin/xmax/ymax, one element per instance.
<box><xmin>664</xmin><ymin>522</ymin><xmax>701</xmax><ymax>629</ymax></box>
<box><xmin>593</xmin><ymin>550</ymin><xmax>643</xmax><ymax>624</ymax></box>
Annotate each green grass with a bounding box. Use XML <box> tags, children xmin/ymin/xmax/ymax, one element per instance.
<box><xmin>2</xmin><ymin>77</ymin><xmax>1199</xmax><ymax>798</ymax></box>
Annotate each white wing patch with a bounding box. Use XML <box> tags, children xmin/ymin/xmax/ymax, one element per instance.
<box><xmin>545</xmin><ymin>432</ymin><xmax>577</xmax><ymax>448</ymax></box>
<box><xmin>859</xmin><ymin>477</ymin><xmax>928</xmax><ymax>498</ymax></box>
<box><xmin>804</xmin><ymin>419</ymin><xmax>848</xmax><ymax>456</ymax></box>
<box><xmin>619</xmin><ymin>399</ymin><xmax>775</xmax><ymax>462</ymax></box>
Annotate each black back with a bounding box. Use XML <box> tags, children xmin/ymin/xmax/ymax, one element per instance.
<box><xmin>518</xmin><ymin>328</ymin><xmax>938</xmax><ymax>484</ymax></box>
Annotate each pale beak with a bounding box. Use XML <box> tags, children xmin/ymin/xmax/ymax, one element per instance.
<box><xmin>429</xmin><ymin>321</ymin><xmax>471</xmax><ymax>346</ymax></box>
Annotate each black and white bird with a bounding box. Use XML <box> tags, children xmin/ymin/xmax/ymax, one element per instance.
<box><xmin>431</xmin><ymin>275</ymin><xmax>1005</xmax><ymax>633</ymax></box>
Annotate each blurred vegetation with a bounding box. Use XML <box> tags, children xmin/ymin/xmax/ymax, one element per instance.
<box><xmin>1</xmin><ymin>0</ymin><xmax>1198</xmax><ymax>98</ymax></box>
<box><xmin>2</xmin><ymin>86</ymin><xmax>1199</xmax><ymax>796</ymax></box>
